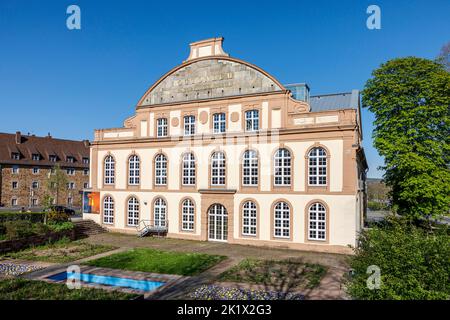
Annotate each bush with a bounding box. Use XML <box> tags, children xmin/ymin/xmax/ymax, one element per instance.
<box><xmin>3</xmin><ymin>221</ymin><xmax>35</xmax><ymax>240</ymax></box>
<box><xmin>46</xmin><ymin>210</ymin><xmax>69</xmax><ymax>223</ymax></box>
<box><xmin>0</xmin><ymin>212</ymin><xmax>45</xmax><ymax>224</ymax></box>
<box><xmin>346</xmin><ymin>217</ymin><xmax>450</xmax><ymax>300</ymax></box>
<box><xmin>0</xmin><ymin>224</ymin><xmax>5</xmax><ymax>236</ymax></box>
<box><xmin>47</xmin><ymin>222</ymin><xmax>74</xmax><ymax>233</ymax></box>
<box><xmin>367</xmin><ymin>201</ymin><xmax>389</xmax><ymax>211</ymax></box>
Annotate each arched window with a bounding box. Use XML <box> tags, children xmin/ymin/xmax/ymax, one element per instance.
<box><xmin>127</xmin><ymin>197</ymin><xmax>139</xmax><ymax>226</ymax></box>
<box><xmin>154</xmin><ymin>198</ymin><xmax>167</xmax><ymax>227</ymax></box>
<box><xmin>274</xmin><ymin>201</ymin><xmax>290</xmax><ymax>238</ymax></box>
<box><xmin>308</xmin><ymin>203</ymin><xmax>326</xmax><ymax>241</ymax></box>
<box><xmin>211</xmin><ymin>152</ymin><xmax>226</xmax><ymax>186</ymax></box>
<box><xmin>213</xmin><ymin>113</ymin><xmax>226</xmax><ymax>134</ymax></box>
<box><xmin>103</xmin><ymin>196</ymin><xmax>114</xmax><ymax>224</ymax></box>
<box><xmin>242</xmin><ymin>201</ymin><xmax>257</xmax><ymax>236</ymax></box>
<box><xmin>274</xmin><ymin>149</ymin><xmax>291</xmax><ymax>186</ymax></box>
<box><xmin>308</xmin><ymin>147</ymin><xmax>327</xmax><ymax>185</ymax></box>
<box><xmin>245</xmin><ymin>110</ymin><xmax>259</xmax><ymax>132</ymax></box>
<box><xmin>157</xmin><ymin>118</ymin><xmax>168</xmax><ymax>137</ymax></box>
<box><xmin>242</xmin><ymin>150</ymin><xmax>258</xmax><ymax>186</ymax></box>
<box><xmin>181</xmin><ymin>198</ymin><xmax>195</xmax><ymax>231</ymax></box>
<box><xmin>182</xmin><ymin>153</ymin><xmax>196</xmax><ymax>186</ymax></box>
<box><xmin>155</xmin><ymin>154</ymin><xmax>167</xmax><ymax>185</ymax></box>
<box><xmin>128</xmin><ymin>155</ymin><xmax>140</xmax><ymax>185</ymax></box>
<box><xmin>104</xmin><ymin>156</ymin><xmax>115</xmax><ymax>185</ymax></box>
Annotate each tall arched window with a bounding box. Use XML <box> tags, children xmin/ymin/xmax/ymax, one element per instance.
<box><xmin>242</xmin><ymin>201</ymin><xmax>257</xmax><ymax>236</ymax></box>
<box><xmin>154</xmin><ymin>198</ymin><xmax>167</xmax><ymax>227</ymax></box>
<box><xmin>242</xmin><ymin>150</ymin><xmax>258</xmax><ymax>186</ymax></box>
<box><xmin>103</xmin><ymin>196</ymin><xmax>114</xmax><ymax>224</ymax></box>
<box><xmin>127</xmin><ymin>197</ymin><xmax>139</xmax><ymax>226</ymax></box>
<box><xmin>308</xmin><ymin>202</ymin><xmax>326</xmax><ymax>241</ymax></box>
<box><xmin>182</xmin><ymin>153</ymin><xmax>196</xmax><ymax>186</ymax></box>
<box><xmin>181</xmin><ymin>198</ymin><xmax>195</xmax><ymax>231</ymax></box>
<box><xmin>308</xmin><ymin>147</ymin><xmax>327</xmax><ymax>185</ymax></box>
<box><xmin>155</xmin><ymin>154</ymin><xmax>167</xmax><ymax>185</ymax></box>
<box><xmin>274</xmin><ymin>148</ymin><xmax>291</xmax><ymax>186</ymax></box>
<box><xmin>128</xmin><ymin>155</ymin><xmax>140</xmax><ymax>185</ymax></box>
<box><xmin>274</xmin><ymin>201</ymin><xmax>290</xmax><ymax>238</ymax></box>
<box><xmin>104</xmin><ymin>156</ymin><xmax>115</xmax><ymax>185</ymax></box>
<box><xmin>211</xmin><ymin>152</ymin><xmax>226</xmax><ymax>186</ymax></box>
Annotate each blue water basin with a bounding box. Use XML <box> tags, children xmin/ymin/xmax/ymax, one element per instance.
<box><xmin>47</xmin><ymin>271</ymin><xmax>165</xmax><ymax>292</ymax></box>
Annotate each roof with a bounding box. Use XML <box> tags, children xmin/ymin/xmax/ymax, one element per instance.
<box><xmin>0</xmin><ymin>132</ymin><xmax>90</xmax><ymax>168</ymax></box>
<box><xmin>309</xmin><ymin>90</ymin><xmax>360</xmax><ymax>112</ymax></box>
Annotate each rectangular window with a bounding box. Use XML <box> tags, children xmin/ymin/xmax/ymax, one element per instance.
<box><xmin>11</xmin><ymin>198</ymin><xmax>18</xmax><ymax>206</ymax></box>
<box><xmin>82</xmin><ymin>157</ymin><xmax>89</xmax><ymax>164</ymax></box>
<box><xmin>67</xmin><ymin>182</ymin><xmax>75</xmax><ymax>190</ymax></box>
<box><xmin>32</xmin><ymin>154</ymin><xmax>40</xmax><ymax>161</ymax></box>
<box><xmin>31</xmin><ymin>198</ymin><xmax>38</xmax><ymax>206</ymax></box>
<box><xmin>157</xmin><ymin>118</ymin><xmax>168</xmax><ymax>137</ymax></box>
<box><xmin>184</xmin><ymin>115</ymin><xmax>196</xmax><ymax>136</ymax></box>
<box><xmin>83</xmin><ymin>169</ymin><xmax>89</xmax><ymax>176</ymax></box>
<box><xmin>66</xmin><ymin>168</ymin><xmax>75</xmax><ymax>176</ymax></box>
<box><xmin>12</xmin><ymin>181</ymin><xmax>18</xmax><ymax>189</ymax></box>
<box><xmin>67</xmin><ymin>197</ymin><xmax>73</xmax><ymax>206</ymax></box>
<box><xmin>32</xmin><ymin>181</ymin><xmax>39</xmax><ymax>189</ymax></box>
<box><xmin>49</xmin><ymin>155</ymin><xmax>57</xmax><ymax>162</ymax></box>
<box><xmin>213</xmin><ymin>113</ymin><xmax>226</xmax><ymax>134</ymax></box>
<box><xmin>66</xmin><ymin>156</ymin><xmax>75</xmax><ymax>163</ymax></box>
<box><xmin>83</xmin><ymin>182</ymin><xmax>89</xmax><ymax>189</ymax></box>
<box><xmin>245</xmin><ymin>110</ymin><xmax>259</xmax><ymax>132</ymax></box>
<box><xmin>11</xmin><ymin>152</ymin><xmax>20</xmax><ymax>160</ymax></box>
<box><xmin>12</xmin><ymin>166</ymin><xmax>19</xmax><ymax>174</ymax></box>
<box><xmin>32</xmin><ymin>167</ymin><xmax>40</xmax><ymax>174</ymax></box>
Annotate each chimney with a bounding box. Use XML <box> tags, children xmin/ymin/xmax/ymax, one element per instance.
<box><xmin>184</xmin><ymin>37</ymin><xmax>229</xmax><ymax>63</ymax></box>
<box><xmin>46</xmin><ymin>132</ymin><xmax>52</xmax><ymax>138</ymax></box>
<box><xmin>15</xmin><ymin>131</ymin><xmax>21</xmax><ymax>144</ymax></box>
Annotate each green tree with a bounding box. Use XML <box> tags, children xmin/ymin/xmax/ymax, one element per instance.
<box><xmin>46</xmin><ymin>164</ymin><xmax>68</xmax><ymax>207</ymax></box>
<box><xmin>362</xmin><ymin>57</ymin><xmax>450</xmax><ymax>220</ymax></box>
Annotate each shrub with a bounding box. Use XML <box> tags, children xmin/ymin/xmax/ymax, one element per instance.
<box><xmin>0</xmin><ymin>213</ymin><xmax>45</xmax><ymax>224</ymax></box>
<box><xmin>0</xmin><ymin>224</ymin><xmax>6</xmax><ymax>236</ymax></box>
<box><xmin>46</xmin><ymin>210</ymin><xmax>69</xmax><ymax>223</ymax></box>
<box><xmin>47</xmin><ymin>222</ymin><xmax>74</xmax><ymax>233</ymax></box>
<box><xmin>3</xmin><ymin>221</ymin><xmax>35</xmax><ymax>240</ymax></box>
<box><xmin>367</xmin><ymin>201</ymin><xmax>389</xmax><ymax>211</ymax></box>
<box><xmin>346</xmin><ymin>217</ymin><xmax>450</xmax><ymax>300</ymax></box>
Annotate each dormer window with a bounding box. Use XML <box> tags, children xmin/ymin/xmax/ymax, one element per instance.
<box><xmin>49</xmin><ymin>155</ymin><xmax>57</xmax><ymax>162</ymax></box>
<box><xmin>66</xmin><ymin>156</ymin><xmax>75</xmax><ymax>163</ymax></box>
<box><xmin>32</xmin><ymin>154</ymin><xmax>40</xmax><ymax>161</ymax></box>
<box><xmin>82</xmin><ymin>157</ymin><xmax>89</xmax><ymax>164</ymax></box>
<box><xmin>11</xmin><ymin>152</ymin><xmax>20</xmax><ymax>160</ymax></box>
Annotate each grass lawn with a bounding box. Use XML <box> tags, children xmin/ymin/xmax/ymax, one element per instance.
<box><xmin>85</xmin><ymin>248</ymin><xmax>226</xmax><ymax>276</ymax></box>
<box><xmin>219</xmin><ymin>258</ymin><xmax>327</xmax><ymax>289</ymax></box>
<box><xmin>0</xmin><ymin>278</ymin><xmax>137</xmax><ymax>300</ymax></box>
<box><xmin>0</xmin><ymin>238</ymin><xmax>116</xmax><ymax>263</ymax></box>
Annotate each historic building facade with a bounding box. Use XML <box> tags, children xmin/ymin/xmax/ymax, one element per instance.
<box><xmin>85</xmin><ymin>38</ymin><xmax>368</xmax><ymax>253</ymax></box>
<box><xmin>0</xmin><ymin>131</ymin><xmax>90</xmax><ymax>209</ymax></box>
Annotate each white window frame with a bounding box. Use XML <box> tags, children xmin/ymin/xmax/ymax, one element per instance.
<box><xmin>245</xmin><ymin>109</ymin><xmax>259</xmax><ymax>132</ymax></box>
<box><xmin>32</xmin><ymin>154</ymin><xmax>40</xmax><ymax>161</ymax></box>
<box><xmin>181</xmin><ymin>199</ymin><xmax>195</xmax><ymax>231</ymax></box>
<box><xmin>11</xmin><ymin>152</ymin><xmax>20</xmax><ymax>160</ymax></box>
<box><xmin>155</xmin><ymin>154</ymin><xmax>167</xmax><ymax>185</ymax></box>
<box><xmin>67</xmin><ymin>197</ymin><xmax>73</xmax><ymax>206</ymax></box>
<box><xmin>242</xmin><ymin>201</ymin><xmax>257</xmax><ymax>236</ymax></box>
<box><xmin>83</xmin><ymin>157</ymin><xmax>89</xmax><ymax>164</ymax></box>
<box><xmin>274</xmin><ymin>148</ymin><xmax>291</xmax><ymax>186</ymax></box>
<box><xmin>31</xmin><ymin>198</ymin><xmax>38</xmax><ymax>206</ymax></box>
<box><xmin>211</xmin><ymin>152</ymin><xmax>226</xmax><ymax>186</ymax></box>
<box><xmin>242</xmin><ymin>150</ymin><xmax>258</xmax><ymax>186</ymax></box>
<box><xmin>128</xmin><ymin>155</ymin><xmax>140</xmax><ymax>185</ymax></box>
<box><xmin>127</xmin><ymin>197</ymin><xmax>139</xmax><ymax>226</ymax></box>
<box><xmin>104</xmin><ymin>155</ymin><xmax>115</xmax><ymax>185</ymax></box>
<box><xmin>213</xmin><ymin>113</ymin><xmax>226</xmax><ymax>134</ymax></box>
<box><xmin>308</xmin><ymin>147</ymin><xmax>327</xmax><ymax>186</ymax></box>
<box><xmin>67</xmin><ymin>168</ymin><xmax>75</xmax><ymax>176</ymax></box>
<box><xmin>154</xmin><ymin>198</ymin><xmax>166</xmax><ymax>227</ymax></box>
<box><xmin>157</xmin><ymin>118</ymin><xmax>168</xmax><ymax>137</ymax></box>
<box><xmin>308</xmin><ymin>203</ymin><xmax>327</xmax><ymax>241</ymax></box>
<box><xmin>31</xmin><ymin>181</ymin><xmax>39</xmax><ymax>189</ymax></box>
<box><xmin>11</xmin><ymin>198</ymin><xmax>18</xmax><ymax>206</ymax></box>
<box><xmin>12</xmin><ymin>181</ymin><xmax>18</xmax><ymax>189</ymax></box>
<box><xmin>32</xmin><ymin>167</ymin><xmax>40</xmax><ymax>174</ymax></box>
<box><xmin>103</xmin><ymin>196</ymin><xmax>114</xmax><ymax>225</ymax></box>
<box><xmin>182</xmin><ymin>153</ymin><xmax>196</xmax><ymax>186</ymax></box>
<box><xmin>12</xmin><ymin>166</ymin><xmax>19</xmax><ymax>174</ymax></box>
<box><xmin>184</xmin><ymin>115</ymin><xmax>196</xmax><ymax>136</ymax></box>
<box><xmin>274</xmin><ymin>202</ymin><xmax>290</xmax><ymax>238</ymax></box>
<box><xmin>49</xmin><ymin>155</ymin><xmax>57</xmax><ymax>162</ymax></box>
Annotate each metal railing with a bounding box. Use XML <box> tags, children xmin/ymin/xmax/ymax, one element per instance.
<box><xmin>136</xmin><ymin>219</ymin><xmax>169</xmax><ymax>237</ymax></box>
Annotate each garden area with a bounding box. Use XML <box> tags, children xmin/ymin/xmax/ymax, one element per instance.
<box><xmin>84</xmin><ymin>248</ymin><xmax>226</xmax><ymax>276</ymax></box>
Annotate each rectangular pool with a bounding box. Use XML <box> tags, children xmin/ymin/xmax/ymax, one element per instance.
<box><xmin>47</xmin><ymin>272</ymin><xmax>165</xmax><ymax>292</ymax></box>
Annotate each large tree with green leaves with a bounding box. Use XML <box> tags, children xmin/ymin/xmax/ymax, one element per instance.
<box><xmin>362</xmin><ymin>57</ymin><xmax>450</xmax><ymax>220</ymax></box>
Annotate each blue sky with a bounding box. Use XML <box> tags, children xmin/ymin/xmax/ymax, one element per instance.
<box><xmin>0</xmin><ymin>0</ymin><xmax>449</xmax><ymax>178</ymax></box>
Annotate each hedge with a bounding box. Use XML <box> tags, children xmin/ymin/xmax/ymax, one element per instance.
<box><xmin>0</xmin><ymin>212</ymin><xmax>45</xmax><ymax>224</ymax></box>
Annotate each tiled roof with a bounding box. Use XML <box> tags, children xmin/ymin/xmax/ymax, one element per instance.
<box><xmin>309</xmin><ymin>90</ymin><xmax>360</xmax><ymax>112</ymax></box>
<box><xmin>0</xmin><ymin>132</ymin><xmax>90</xmax><ymax>168</ymax></box>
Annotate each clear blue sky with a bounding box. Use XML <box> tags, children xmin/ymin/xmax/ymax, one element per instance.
<box><xmin>0</xmin><ymin>0</ymin><xmax>449</xmax><ymax>178</ymax></box>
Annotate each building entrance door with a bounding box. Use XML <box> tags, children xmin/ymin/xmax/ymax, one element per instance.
<box><xmin>208</xmin><ymin>204</ymin><xmax>228</xmax><ymax>242</ymax></box>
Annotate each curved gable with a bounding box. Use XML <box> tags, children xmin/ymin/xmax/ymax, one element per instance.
<box><xmin>137</xmin><ymin>57</ymin><xmax>285</xmax><ymax>107</ymax></box>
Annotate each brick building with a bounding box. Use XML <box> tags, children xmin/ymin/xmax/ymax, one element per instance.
<box><xmin>0</xmin><ymin>131</ymin><xmax>90</xmax><ymax>209</ymax></box>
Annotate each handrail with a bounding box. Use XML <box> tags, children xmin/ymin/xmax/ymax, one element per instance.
<box><xmin>136</xmin><ymin>219</ymin><xmax>169</xmax><ymax>237</ymax></box>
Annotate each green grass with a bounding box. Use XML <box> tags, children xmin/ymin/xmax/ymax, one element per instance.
<box><xmin>85</xmin><ymin>248</ymin><xmax>226</xmax><ymax>276</ymax></box>
<box><xmin>219</xmin><ymin>258</ymin><xmax>327</xmax><ymax>289</ymax></box>
<box><xmin>1</xmin><ymin>237</ymin><xmax>116</xmax><ymax>263</ymax></box>
<box><xmin>0</xmin><ymin>278</ymin><xmax>137</xmax><ymax>300</ymax></box>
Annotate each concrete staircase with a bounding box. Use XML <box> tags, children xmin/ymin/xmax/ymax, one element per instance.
<box><xmin>73</xmin><ymin>220</ymin><xmax>107</xmax><ymax>238</ymax></box>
